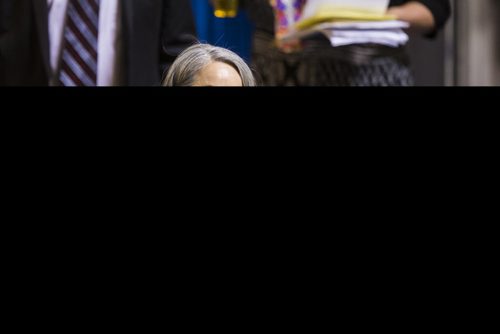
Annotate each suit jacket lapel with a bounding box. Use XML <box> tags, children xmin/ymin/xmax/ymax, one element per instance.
<box><xmin>32</xmin><ymin>0</ymin><xmax>50</xmax><ymax>78</ymax></box>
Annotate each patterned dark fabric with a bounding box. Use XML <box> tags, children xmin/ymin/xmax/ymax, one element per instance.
<box><xmin>251</xmin><ymin>32</ymin><xmax>414</xmax><ymax>87</ymax></box>
<box><xmin>242</xmin><ymin>0</ymin><xmax>450</xmax><ymax>86</ymax></box>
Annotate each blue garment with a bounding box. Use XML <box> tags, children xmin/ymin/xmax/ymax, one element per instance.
<box><xmin>190</xmin><ymin>0</ymin><xmax>253</xmax><ymax>62</ymax></box>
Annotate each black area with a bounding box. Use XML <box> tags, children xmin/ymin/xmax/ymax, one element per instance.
<box><xmin>408</xmin><ymin>31</ymin><xmax>447</xmax><ymax>86</ymax></box>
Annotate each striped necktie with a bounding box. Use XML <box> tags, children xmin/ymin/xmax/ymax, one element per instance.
<box><xmin>59</xmin><ymin>0</ymin><xmax>100</xmax><ymax>86</ymax></box>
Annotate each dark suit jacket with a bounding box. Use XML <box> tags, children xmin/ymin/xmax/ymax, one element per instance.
<box><xmin>0</xmin><ymin>0</ymin><xmax>197</xmax><ymax>86</ymax></box>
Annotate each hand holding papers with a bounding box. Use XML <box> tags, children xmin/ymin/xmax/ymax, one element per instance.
<box><xmin>277</xmin><ymin>0</ymin><xmax>410</xmax><ymax>49</ymax></box>
<box><xmin>282</xmin><ymin>20</ymin><xmax>410</xmax><ymax>48</ymax></box>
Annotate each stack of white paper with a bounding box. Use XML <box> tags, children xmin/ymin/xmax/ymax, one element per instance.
<box><xmin>319</xmin><ymin>21</ymin><xmax>410</xmax><ymax>47</ymax></box>
<box><xmin>282</xmin><ymin>0</ymin><xmax>410</xmax><ymax>48</ymax></box>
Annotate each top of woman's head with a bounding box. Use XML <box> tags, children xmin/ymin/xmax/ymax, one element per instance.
<box><xmin>163</xmin><ymin>44</ymin><xmax>256</xmax><ymax>87</ymax></box>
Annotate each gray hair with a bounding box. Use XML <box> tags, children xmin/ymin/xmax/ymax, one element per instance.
<box><xmin>163</xmin><ymin>43</ymin><xmax>256</xmax><ymax>87</ymax></box>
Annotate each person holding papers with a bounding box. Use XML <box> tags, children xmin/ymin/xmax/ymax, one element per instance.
<box><xmin>241</xmin><ymin>0</ymin><xmax>450</xmax><ymax>86</ymax></box>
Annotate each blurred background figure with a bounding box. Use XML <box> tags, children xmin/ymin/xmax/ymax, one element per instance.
<box><xmin>0</xmin><ymin>0</ymin><xmax>197</xmax><ymax>86</ymax></box>
<box><xmin>241</xmin><ymin>0</ymin><xmax>451</xmax><ymax>86</ymax></box>
<box><xmin>163</xmin><ymin>43</ymin><xmax>256</xmax><ymax>86</ymax></box>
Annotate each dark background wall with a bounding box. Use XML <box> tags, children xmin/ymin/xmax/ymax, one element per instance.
<box><xmin>407</xmin><ymin>32</ymin><xmax>447</xmax><ymax>86</ymax></box>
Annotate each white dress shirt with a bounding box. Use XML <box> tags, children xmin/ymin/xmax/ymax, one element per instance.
<box><xmin>47</xmin><ymin>0</ymin><xmax>124</xmax><ymax>86</ymax></box>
